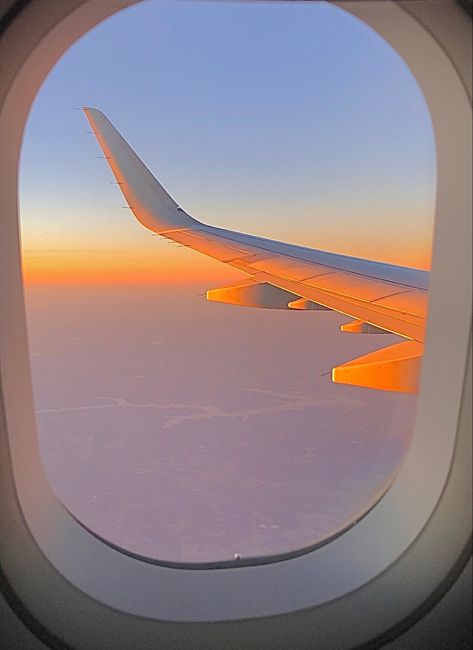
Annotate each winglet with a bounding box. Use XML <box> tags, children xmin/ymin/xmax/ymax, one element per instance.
<box><xmin>83</xmin><ymin>107</ymin><xmax>199</xmax><ymax>234</ymax></box>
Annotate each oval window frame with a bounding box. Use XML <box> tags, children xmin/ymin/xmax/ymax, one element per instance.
<box><xmin>0</xmin><ymin>1</ymin><xmax>471</xmax><ymax>647</ymax></box>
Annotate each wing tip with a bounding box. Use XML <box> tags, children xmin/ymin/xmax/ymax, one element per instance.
<box><xmin>82</xmin><ymin>106</ymin><xmax>105</xmax><ymax>120</ymax></box>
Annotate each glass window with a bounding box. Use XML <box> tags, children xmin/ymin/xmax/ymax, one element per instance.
<box><xmin>20</xmin><ymin>0</ymin><xmax>435</xmax><ymax>565</ymax></box>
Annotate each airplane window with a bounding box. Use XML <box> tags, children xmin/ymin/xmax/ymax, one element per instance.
<box><xmin>19</xmin><ymin>0</ymin><xmax>435</xmax><ymax>565</ymax></box>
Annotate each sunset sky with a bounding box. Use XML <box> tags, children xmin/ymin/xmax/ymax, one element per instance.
<box><xmin>19</xmin><ymin>0</ymin><xmax>436</xmax><ymax>284</ymax></box>
<box><xmin>20</xmin><ymin>0</ymin><xmax>434</xmax><ymax>562</ymax></box>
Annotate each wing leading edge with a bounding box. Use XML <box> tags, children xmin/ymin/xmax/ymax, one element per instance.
<box><xmin>83</xmin><ymin>107</ymin><xmax>429</xmax><ymax>393</ymax></box>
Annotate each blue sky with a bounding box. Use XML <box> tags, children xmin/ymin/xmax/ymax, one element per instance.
<box><xmin>20</xmin><ymin>0</ymin><xmax>436</xmax><ymax>276</ymax></box>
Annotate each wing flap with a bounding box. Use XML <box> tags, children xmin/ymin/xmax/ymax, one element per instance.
<box><xmin>302</xmin><ymin>272</ymin><xmax>412</xmax><ymax>303</ymax></box>
<box><xmin>373</xmin><ymin>290</ymin><xmax>428</xmax><ymax>318</ymax></box>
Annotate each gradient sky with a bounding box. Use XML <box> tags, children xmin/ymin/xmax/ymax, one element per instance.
<box><xmin>19</xmin><ymin>0</ymin><xmax>436</xmax><ymax>283</ymax></box>
<box><xmin>20</xmin><ymin>0</ymin><xmax>433</xmax><ymax>563</ymax></box>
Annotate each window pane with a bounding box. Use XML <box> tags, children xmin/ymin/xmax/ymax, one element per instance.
<box><xmin>20</xmin><ymin>0</ymin><xmax>435</xmax><ymax>564</ymax></box>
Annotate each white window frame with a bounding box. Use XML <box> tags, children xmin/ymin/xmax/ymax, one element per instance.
<box><xmin>0</xmin><ymin>1</ymin><xmax>471</xmax><ymax>647</ymax></box>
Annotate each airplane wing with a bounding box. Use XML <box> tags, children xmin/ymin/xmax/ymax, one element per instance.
<box><xmin>83</xmin><ymin>107</ymin><xmax>429</xmax><ymax>393</ymax></box>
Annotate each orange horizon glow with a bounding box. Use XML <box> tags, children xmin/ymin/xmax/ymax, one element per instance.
<box><xmin>21</xmin><ymin>239</ymin><xmax>432</xmax><ymax>285</ymax></box>
<box><xmin>21</xmin><ymin>248</ymin><xmax>246</xmax><ymax>285</ymax></box>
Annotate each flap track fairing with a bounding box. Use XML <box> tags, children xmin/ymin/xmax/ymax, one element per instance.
<box><xmin>206</xmin><ymin>281</ymin><xmax>301</xmax><ymax>309</ymax></box>
<box><xmin>332</xmin><ymin>340</ymin><xmax>423</xmax><ymax>393</ymax></box>
<box><xmin>341</xmin><ymin>319</ymin><xmax>389</xmax><ymax>334</ymax></box>
<box><xmin>288</xmin><ymin>298</ymin><xmax>331</xmax><ymax>311</ymax></box>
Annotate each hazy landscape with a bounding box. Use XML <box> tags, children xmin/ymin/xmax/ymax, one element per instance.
<box><xmin>25</xmin><ymin>282</ymin><xmax>417</xmax><ymax>563</ymax></box>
